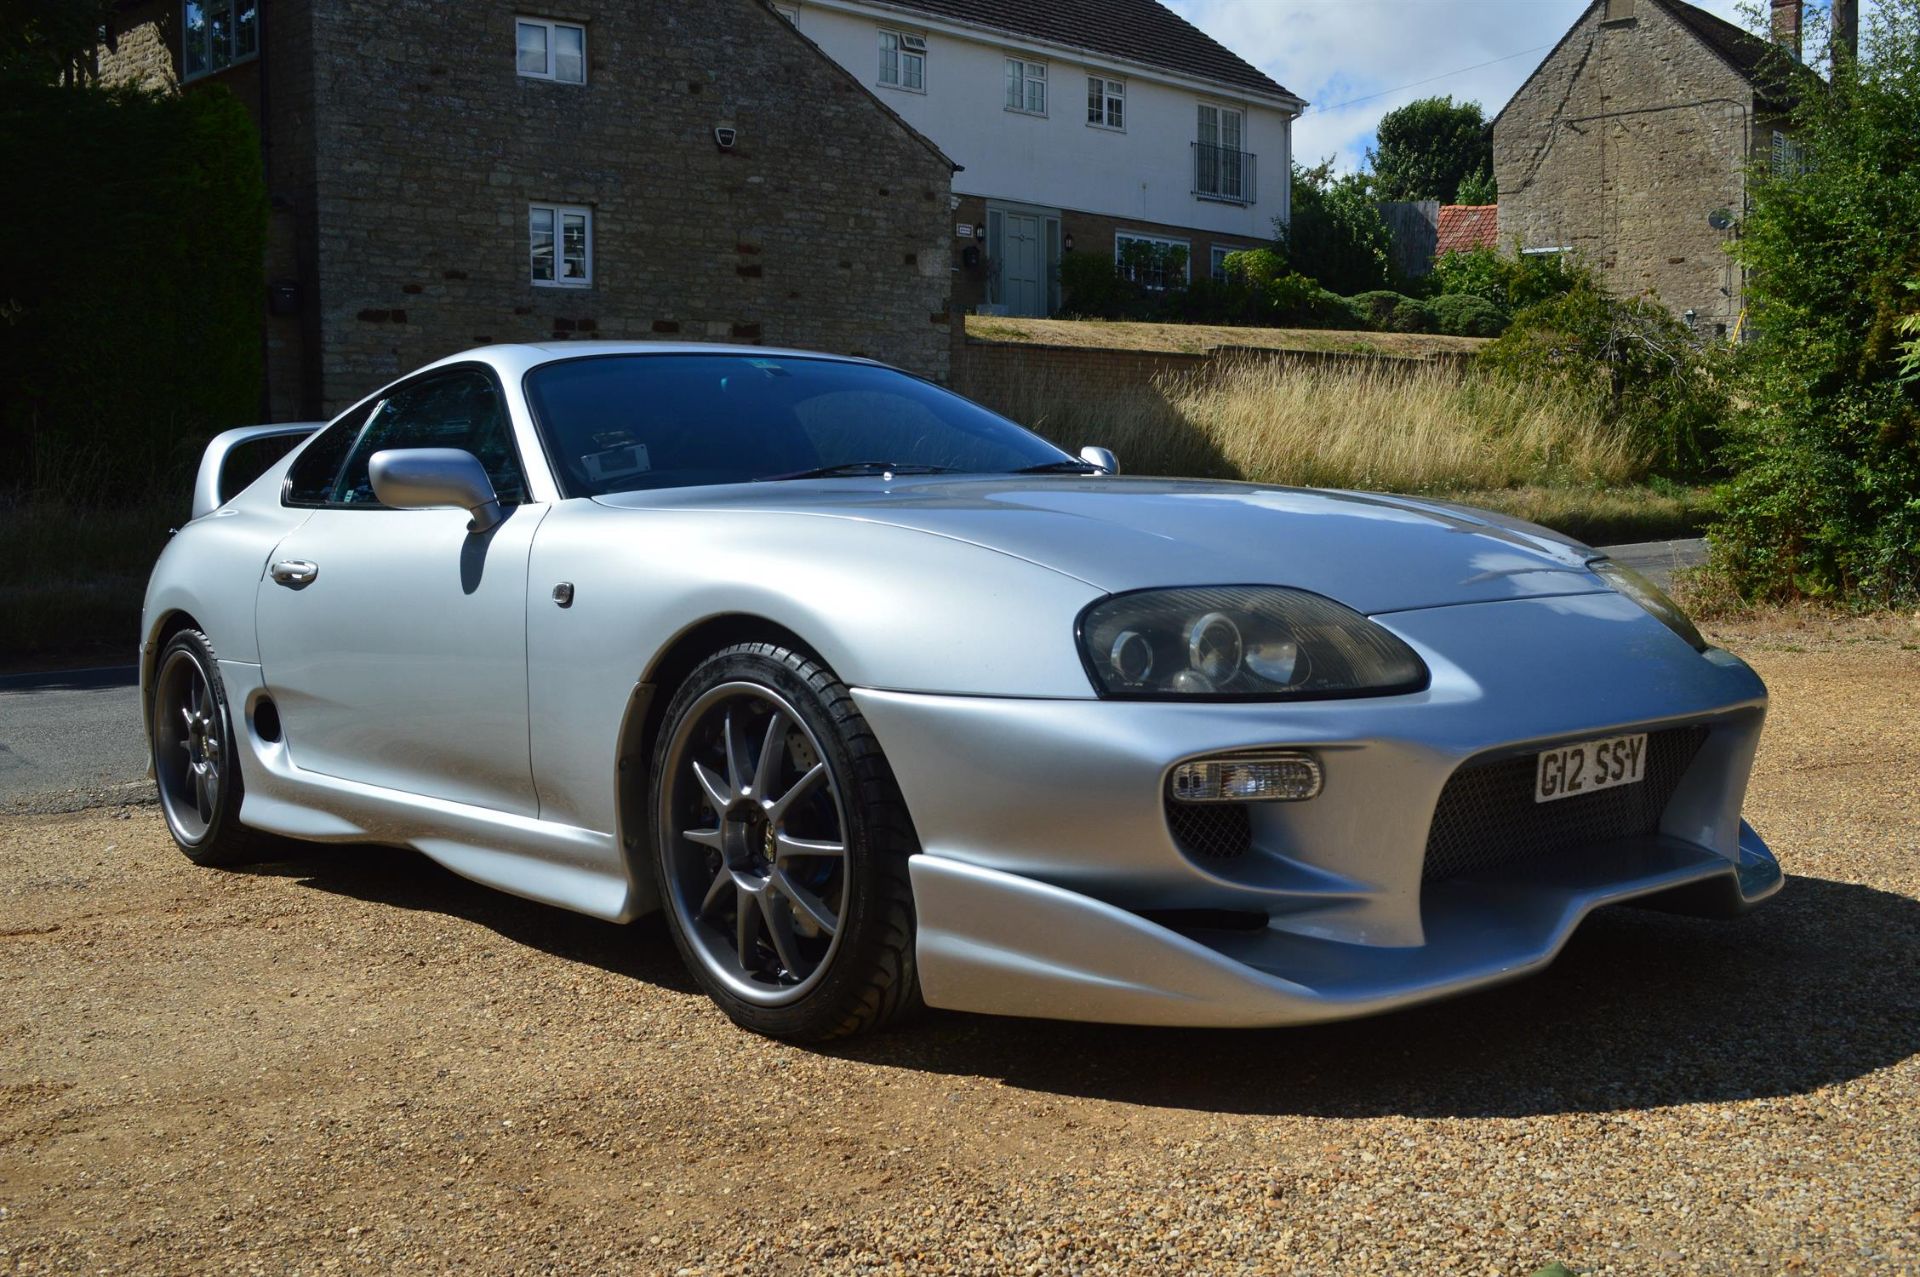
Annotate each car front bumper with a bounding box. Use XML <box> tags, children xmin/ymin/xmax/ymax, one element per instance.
<box><xmin>851</xmin><ymin>593</ymin><xmax>1780</xmax><ymax>1028</ymax></box>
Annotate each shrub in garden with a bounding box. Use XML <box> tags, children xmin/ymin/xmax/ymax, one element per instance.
<box><xmin>1058</xmin><ymin>252</ymin><xmax>1140</xmax><ymax>319</ymax></box>
<box><xmin>1710</xmin><ymin>0</ymin><xmax>1920</xmax><ymax>604</ymax></box>
<box><xmin>1387</xmin><ymin>298</ymin><xmax>1436</xmax><ymax>334</ymax></box>
<box><xmin>1428</xmin><ymin>293</ymin><xmax>1508</xmax><ymax>337</ymax></box>
<box><xmin>1430</xmin><ymin>245</ymin><xmax>1586</xmax><ymax>315</ymax></box>
<box><xmin>1479</xmin><ymin>283</ymin><xmax>1727</xmax><ymax>480</ymax></box>
<box><xmin>1348</xmin><ymin>291</ymin><xmax>1411</xmax><ymax>329</ymax></box>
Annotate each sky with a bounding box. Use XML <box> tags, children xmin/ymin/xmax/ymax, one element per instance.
<box><xmin>1159</xmin><ymin>0</ymin><xmax>1811</xmax><ymax>174</ymax></box>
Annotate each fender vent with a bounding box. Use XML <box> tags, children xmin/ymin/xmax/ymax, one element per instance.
<box><xmin>1423</xmin><ymin>725</ymin><xmax>1710</xmax><ymax>883</ymax></box>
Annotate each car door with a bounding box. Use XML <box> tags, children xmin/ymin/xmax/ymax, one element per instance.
<box><xmin>255</xmin><ymin>365</ymin><xmax>546</xmax><ymax>817</ymax></box>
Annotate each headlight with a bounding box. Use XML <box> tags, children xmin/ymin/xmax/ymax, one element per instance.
<box><xmin>1077</xmin><ymin>586</ymin><xmax>1429</xmax><ymax>700</ymax></box>
<box><xmin>1588</xmin><ymin>559</ymin><xmax>1708</xmax><ymax>652</ymax></box>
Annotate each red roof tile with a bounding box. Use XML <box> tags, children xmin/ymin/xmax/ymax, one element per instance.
<box><xmin>1436</xmin><ymin>205</ymin><xmax>1500</xmax><ymax>256</ymax></box>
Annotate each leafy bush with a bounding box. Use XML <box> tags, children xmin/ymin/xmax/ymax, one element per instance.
<box><xmin>0</xmin><ymin>83</ymin><xmax>266</xmax><ymax>503</ymax></box>
<box><xmin>1280</xmin><ymin>162</ymin><xmax>1393</xmax><ymax>296</ymax></box>
<box><xmin>1058</xmin><ymin>251</ymin><xmax>1139</xmax><ymax>319</ymax></box>
<box><xmin>1387</xmin><ymin>298</ymin><xmax>1436</xmax><ymax>334</ymax></box>
<box><xmin>1479</xmin><ymin>283</ymin><xmax>1728</xmax><ymax>480</ymax></box>
<box><xmin>1348</xmin><ymin>291</ymin><xmax>1412</xmax><ymax>328</ymax></box>
<box><xmin>1710</xmin><ymin>0</ymin><xmax>1920</xmax><ymax>604</ymax></box>
<box><xmin>1429</xmin><ymin>293</ymin><xmax>1508</xmax><ymax>337</ymax></box>
<box><xmin>1430</xmin><ymin>245</ymin><xmax>1586</xmax><ymax>314</ymax></box>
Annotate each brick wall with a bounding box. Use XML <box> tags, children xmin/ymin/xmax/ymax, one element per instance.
<box><xmin>1492</xmin><ymin>0</ymin><xmax>1752</xmax><ymax>332</ymax></box>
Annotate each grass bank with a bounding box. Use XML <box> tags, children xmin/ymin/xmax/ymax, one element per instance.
<box><xmin>965</xmin><ymin>314</ymin><xmax>1488</xmax><ymax>359</ymax></box>
<box><xmin>989</xmin><ymin>353</ymin><xmax>1713</xmax><ymax>543</ymax></box>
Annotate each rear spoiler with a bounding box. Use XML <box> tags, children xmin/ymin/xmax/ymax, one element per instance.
<box><xmin>192</xmin><ymin>422</ymin><xmax>324</xmax><ymax>519</ymax></box>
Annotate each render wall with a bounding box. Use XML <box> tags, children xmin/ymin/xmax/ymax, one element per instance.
<box><xmin>1492</xmin><ymin>0</ymin><xmax>1752</xmax><ymax>332</ymax></box>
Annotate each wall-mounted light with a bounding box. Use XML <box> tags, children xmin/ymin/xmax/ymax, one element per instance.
<box><xmin>1683</xmin><ymin>308</ymin><xmax>1698</xmax><ymax>328</ymax></box>
<box><xmin>973</xmin><ymin>224</ymin><xmax>986</xmax><ymax>240</ymax></box>
<box><xmin>714</xmin><ymin>123</ymin><xmax>738</xmax><ymax>150</ymax></box>
<box><xmin>1063</xmin><ymin>232</ymin><xmax>1075</xmax><ymax>252</ymax></box>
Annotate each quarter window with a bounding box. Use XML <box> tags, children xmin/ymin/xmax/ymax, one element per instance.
<box><xmin>879</xmin><ymin>30</ymin><xmax>926</xmax><ymax>91</ymax></box>
<box><xmin>1087</xmin><ymin>76</ymin><xmax>1124</xmax><ymax>129</ymax></box>
<box><xmin>181</xmin><ymin>0</ymin><xmax>258</xmax><ymax>80</ymax></box>
<box><xmin>516</xmin><ymin>17</ymin><xmax>586</xmax><ymax>83</ymax></box>
<box><xmin>1005</xmin><ymin>58</ymin><xmax>1046</xmax><ymax>114</ymax></box>
<box><xmin>530</xmin><ymin>203</ymin><xmax>592</xmax><ymax>288</ymax></box>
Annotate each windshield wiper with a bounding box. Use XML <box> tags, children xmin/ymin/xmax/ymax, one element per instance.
<box><xmin>1011</xmin><ymin>459</ymin><xmax>1102</xmax><ymax>474</ymax></box>
<box><xmin>756</xmin><ymin>461</ymin><xmax>953</xmax><ymax>482</ymax></box>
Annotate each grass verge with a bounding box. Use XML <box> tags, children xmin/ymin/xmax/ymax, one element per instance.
<box><xmin>965</xmin><ymin>314</ymin><xmax>1489</xmax><ymax>359</ymax></box>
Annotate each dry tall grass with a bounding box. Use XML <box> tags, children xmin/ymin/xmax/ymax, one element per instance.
<box><xmin>996</xmin><ymin>355</ymin><xmax>1646</xmax><ymax>493</ymax></box>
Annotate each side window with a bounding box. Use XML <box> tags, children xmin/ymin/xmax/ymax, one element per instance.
<box><xmin>283</xmin><ymin>411</ymin><xmax>368</xmax><ymax>506</ymax></box>
<box><xmin>330</xmin><ymin>371</ymin><xmax>528</xmax><ymax>507</ymax></box>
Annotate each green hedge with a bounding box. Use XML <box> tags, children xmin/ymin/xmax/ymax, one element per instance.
<box><xmin>0</xmin><ymin>83</ymin><xmax>266</xmax><ymax>504</ymax></box>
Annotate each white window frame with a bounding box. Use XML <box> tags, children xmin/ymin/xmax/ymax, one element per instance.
<box><xmin>1196</xmin><ymin>102</ymin><xmax>1249</xmax><ymax>203</ymax></box>
<box><xmin>516</xmin><ymin>16</ymin><xmax>587</xmax><ymax>84</ymax></box>
<box><xmin>772</xmin><ymin>4</ymin><xmax>798</xmax><ymax>22</ymax></box>
<box><xmin>1115</xmin><ymin>231</ymin><xmax>1190</xmax><ymax>292</ymax></box>
<box><xmin>1005</xmin><ymin>57</ymin><xmax>1047</xmax><ymax>116</ymax></box>
<box><xmin>1771</xmin><ymin>130</ymin><xmax>1808</xmax><ymax>177</ymax></box>
<box><xmin>530</xmin><ymin>203</ymin><xmax>593</xmax><ymax>288</ymax></box>
<box><xmin>181</xmin><ymin>0</ymin><xmax>258</xmax><ymax>82</ymax></box>
<box><xmin>1086</xmin><ymin>75</ymin><xmax>1124</xmax><ymax>130</ymax></box>
<box><xmin>878</xmin><ymin>29</ymin><xmax>926</xmax><ymax>93</ymax></box>
<box><xmin>1210</xmin><ymin>245</ymin><xmax>1236</xmax><ymax>284</ymax></box>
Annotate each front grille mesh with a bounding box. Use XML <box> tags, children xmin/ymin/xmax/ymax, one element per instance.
<box><xmin>1166</xmin><ymin>799</ymin><xmax>1252</xmax><ymax>860</ymax></box>
<box><xmin>1422</xmin><ymin>725</ymin><xmax>1710</xmax><ymax>883</ymax></box>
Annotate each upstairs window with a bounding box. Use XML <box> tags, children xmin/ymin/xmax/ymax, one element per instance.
<box><xmin>1087</xmin><ymin>76</ymin><xmax>1124</xmax><ymax>129</ymax></box>
<box><xmin>517</xmin><ymin>17</ymin><xmax>586</xmax><ymax>84</ymax></box>
<box><xmin>182</xmin><ymin>0</ymin><xmax>258</xmax><ymax>81</ymax></box>
<box><xmin>1005</xmin><ymin>58</ymin><xmax>1046</xmax><ymax>115</ymax></box>
<box><xmin>879</xmin><ymin>30</ymin><xmax>926</xmax><ymax>91</ymax></box>
<box><xmin>530</xmin><ymin>204</ymin><xmax>592</xmax><ymax>288</ymax></box>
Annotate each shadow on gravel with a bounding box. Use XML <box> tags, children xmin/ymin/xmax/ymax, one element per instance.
<box><xmin>835</xmin><ymin>875</ymin><xmax>1920</xmax><ymax>1119</ymax></box>
<box><xmin>241</xmin><ymin>844</ymin><xmax>699</xmax><ymax>995</ymax></box>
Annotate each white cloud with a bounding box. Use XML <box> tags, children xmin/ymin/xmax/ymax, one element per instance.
<box><xmin>1163</xmin><ymin>0</ymin><xmax>1764</xmax><ymax>173</ymax></box>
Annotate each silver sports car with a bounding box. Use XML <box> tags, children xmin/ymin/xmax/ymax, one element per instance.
<box><xmin>143</xmin><ymin>343</ymin><xmax>1782</xmax><ymax>1040</ymax></box>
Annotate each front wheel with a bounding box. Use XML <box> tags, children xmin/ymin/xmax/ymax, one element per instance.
<box><xmin>651</xmin><ymin>643</ymin><xmax>920</xmax><ymax>1041</ymax></box>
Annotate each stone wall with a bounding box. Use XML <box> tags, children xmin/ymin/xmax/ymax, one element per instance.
<box><xmin>1492</xmin><ymin>0</ymin><xmax>1751</xmax><ymax>333</ymax></box>
<box><xmin>306</xmin><ymin>0</ymin><xmax>954</xmax><ymax>409</ymax></box>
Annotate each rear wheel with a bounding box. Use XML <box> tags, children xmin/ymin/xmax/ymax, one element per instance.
<box><xmin>151</xmin><ymin>629</ymin><xmax>263</xmax><ymax>866</ymax></box>
<box><xmin>651</xmin><ymin>643</ymin><xmax>919</xmax><ymax>1041</ymax></box>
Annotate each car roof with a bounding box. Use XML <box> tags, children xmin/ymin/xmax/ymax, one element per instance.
<box><xmin>416</xmin><ymin>341</ymin><xmax>891</xmax><ymax>382</ymax></box>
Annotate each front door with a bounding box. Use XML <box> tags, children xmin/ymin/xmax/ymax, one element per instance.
<box><xmin>1002</xmin><ymin>213</ymin><xmax>1045</xmax><ymax>317</ymax></box>
<box><xmin>255</xmin><ymin>367</ymin><xmax>545</xmax><ymax>817</ymax></box>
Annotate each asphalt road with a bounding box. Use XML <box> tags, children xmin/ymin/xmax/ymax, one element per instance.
<box><xmin>0</xmin><ymin>539</ymin><xmax>1709</xmax><ymax>813</ymax></box>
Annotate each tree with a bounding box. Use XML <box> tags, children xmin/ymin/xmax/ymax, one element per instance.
<box><xmin>0</xmin><ymin>0</ymin><xmax>118</xmax><ymax>86</ymax></box>
<box><xmin>1366</xmin><ymin>96</ymin><xmax>1494</xmax><ymax>204</ymax></box>
<box><xmin>1712</xmin><ymin>0</ymin><xmax>1920</xmax><ymax>604</ymax></box>
<box><xmin>1278</xmin><ymin>160</ymin><xmax>1392</xmax><ymax>296</ymax></box>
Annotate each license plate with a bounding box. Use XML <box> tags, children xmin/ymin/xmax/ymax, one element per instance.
<box><xmin>1534</xmin><ymin>733</ymin><xmax>1647</xmax><ymax>803</ymax></box>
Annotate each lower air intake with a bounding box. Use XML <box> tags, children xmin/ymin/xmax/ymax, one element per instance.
<box><xmin>1422</xmin><ymin>725</ymin><xmax>1710</xmax><ymax>883</ymax></box>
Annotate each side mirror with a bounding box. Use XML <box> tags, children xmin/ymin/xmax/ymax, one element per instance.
<box><xmin>1079</xmin><ymin>446</ymin><xmax>1120</xmax><ymax>475</ymax></box>
<box><xmin>369</xmin><ymin>448</ymin><xmax>504</xmax><ymax>533</ymax></box>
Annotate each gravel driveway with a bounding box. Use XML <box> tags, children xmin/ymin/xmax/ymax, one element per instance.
<box><xmin>1</xmin><ymin>621</ymin><xmax>1916</xmax><ymax>1274</ymax></box>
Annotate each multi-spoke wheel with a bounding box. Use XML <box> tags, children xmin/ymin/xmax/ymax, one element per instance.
<box><xmin>653</xmin><ymin>643</ymin><xmax>920</xmax><ymax>1040</ymax></box>
<box><xmin>152</xmin><ymin>628</ymin><xmax>261</xmax><ymax>866</ymax></box>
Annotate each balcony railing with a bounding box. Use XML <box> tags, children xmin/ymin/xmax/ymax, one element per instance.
<box><xmin>1193</xmin><ymin>143</ymin><xmax>1256</xmax><ymax>205</ymax></box>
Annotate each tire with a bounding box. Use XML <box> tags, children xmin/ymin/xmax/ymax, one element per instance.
<box><xmin>650</xmin><ymin>642</ymin><xmax>921</xmax><ymax>1041</ymax></box>
<box><xmin>150</xmin><ymin>628</ymin><xmax>266</xmax><ymax>867</ymax></box>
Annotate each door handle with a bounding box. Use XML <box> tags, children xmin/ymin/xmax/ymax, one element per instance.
<box><xmin>270</xmin><ymin>559</ymin><xmax>319</xmax><ymax>588</ymax></box>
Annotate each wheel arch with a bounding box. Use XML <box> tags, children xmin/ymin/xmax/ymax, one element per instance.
<box><xmin>140</xmin><ymin>608</ymin><xmax>208</xmax><ymax>743</ymax></box>
<box><xmin>613</xmin><ymin>612</ymin><xmax>828</xmax><ymax>903</ymax></box>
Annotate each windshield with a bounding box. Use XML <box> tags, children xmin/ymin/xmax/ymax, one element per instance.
<box><xmin>523</xmin><ymin>353</ymin><xmax>1077</xmax><ymax>497</ymax></box>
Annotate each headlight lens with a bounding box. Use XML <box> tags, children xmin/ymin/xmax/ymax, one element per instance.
<box><xmin>1589</xmin><ymin>559</ymin><xmax>1708</xmax><ymax>652</ymax></box>
<box><xmin>1078</xmin><ymin>586</ymin><xmax>1429</xmax><ymax>699</ymax></box>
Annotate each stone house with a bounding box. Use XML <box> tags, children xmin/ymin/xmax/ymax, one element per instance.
<box><xmin>771</xmin><ymin>0</ymin><xmax>1303</xmax><ymax>317</ymax></box>
<box><xmin>98</xmin><ymin>0</ymin><xmax>958</xmax><ymax>420</ymax></box>
<box><xmin>1491</xmin><ymin>0</ymin><xmax>1835</xmax><ymax>337</ymax></box>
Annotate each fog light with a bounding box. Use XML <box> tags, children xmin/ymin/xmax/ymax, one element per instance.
<box><xmin>1170</xmin><ymin>752</ymin><xmax>1322</xmax><ymax>803</ymax></box>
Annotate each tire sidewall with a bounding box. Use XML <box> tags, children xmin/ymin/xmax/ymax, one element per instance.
<box><xmin>650</xmin><ymin>646</ymin><xmax>906</xmax><ymax>1038</ymax></box>
<box><xmin>153</xmin><ymin>630</ymin><xmax>245</xmax><ymax>861</ymax></box>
